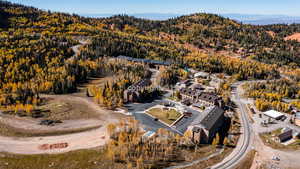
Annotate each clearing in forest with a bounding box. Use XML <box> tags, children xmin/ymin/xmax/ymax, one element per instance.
<box><xmin>284</xmin><ymin>33</ymin><xmax>300</xmax><ymax>42</ymax></box>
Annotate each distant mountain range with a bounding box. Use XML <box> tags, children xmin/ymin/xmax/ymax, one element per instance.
<box><xmin>222</xmin><ymin>14</ymin><xmax>300</xmax><ymax>25</ymax></box>
<box><xmin>81</xmin><ymin>13</ymin><xmax>180</xmax><ymax>21</ymax></box>
<box><xmin>81</xmin><ymin>13</ymin><xmax>300</xmax><ymax>25</ymax></box>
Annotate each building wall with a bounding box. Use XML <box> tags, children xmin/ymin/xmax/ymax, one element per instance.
<box><xmin>124</xmin><ymin>90</ymin><xmax>140</xmax><ymax>103</ymax></box>
<box><xmin>189</xmin><ymin>113</ymin><xmax>225</xmax><ymax>144</ymax></box>
<box><xmin>192</xmin><ymin>128</ymin><xmax>209</xmax><ymax>144</ymax></box>
<box><xmin>201</xmin><ymin>129</ymin><xmax>210</xmax><ymax>144</ymax></box>
<box><xmin>192</xmin><ymin>131</ymin><xmax>201</xmax><ymax>143</ymax></box>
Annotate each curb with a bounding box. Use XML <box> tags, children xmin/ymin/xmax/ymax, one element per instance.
<box><xmin>144</xmin><ymin>111</ymin><xmax>183</xmax><ymax>135</ymax></box>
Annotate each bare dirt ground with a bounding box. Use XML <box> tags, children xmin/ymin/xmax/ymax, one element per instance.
<box><xmin>239</xmin><ymin>82</ymin><xmax>300</xmax><ymax>169</ymax></box>
<box><xmin>251</xmin><ymin>133</ymin><xmax>300</xmax><ymax>169</ymax></box>
<box><xmin>0</xmin><ymin>39</ymin><xmax>126</xmax><ymax>154</ymax></box>
<box><xmin>266</xmin><ymin>31</ymin><xmax>276</xmax><ymax>38</ymax></box>
<box><xmin>0</xmin><ymin>95</ymin><xmax>122</xmax><ymax>134</ymax></box>
<box><xmin>75</xmin><ymin>76</ymin><xmax>118</xmax><ymax>95</ymax></box>
<box><xmin>284</xmin><ymin>33</ymin><xmax>300</xmax><ymax>42</ymax></box>
<box><xmin>0</xmin><ymin>94</ymin><xmax>124</xmax><ymax>154</ymax></box>
<box><xmin>0</xmin><ymin>126</ymin><xmax>108</xmax><ymax>155</ymax></box>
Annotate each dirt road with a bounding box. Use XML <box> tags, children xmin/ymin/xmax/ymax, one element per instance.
<box><xmin>0</xmin><ymin>94</ymin><xmax>120</xmax><ymax>133</ymax></box>
<box><xmin>0</xmin><ymin>126</ymin><xmax>107</xmax><ymax>154</ymax></box>
<box><xmin>0</xmin><ymin>38</ymin><xmax>124</xmax><ymax>154</ymax></box>
<box><xmin>251</xmin><ymin>133</ymin><xmax>300</xmax><ymax>169</ymax></box>
<box><xmin>236</xmin><ymin>80</ymin><xmax>300</xmax><ymax>169</ymax></box>
<box><xmin>0</xmin><ymin>94</ymin><xmax>123</xmax><ymax>154</ymax></box>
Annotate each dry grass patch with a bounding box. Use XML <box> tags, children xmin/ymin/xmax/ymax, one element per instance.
<box><xmin>0</xmin><ymin>146</ymin><xmax>220</xmax><ymax>169</ymax></box>
<box><xmin>183</xmin><ymin>147</ymin><xmax>234</xmax><ymax>169</ymax></box>
<box><xmin>147</xmin><ymin>107</ymin><xmax>182</xmax><ymax>125</ymax></box>
<box><xmin>0</xmin><ymin>149</ymin><xmax>127</xmax><ymax>169</ymax></box>
<box><xmin>234</xmin><ymin>150</ymin><xmax>256</xmax><ymax>169</ymax></box>
<box><xmin>260</xmin><ymin>129</ymin><xmax>300</xmax><ymax>151</ymax></box>
<box><xmin>77</xmin><ymin>76</ymin><xmax>118</xmax><ymax>94</ymax></box>
<box><xmin>36</xmin><ymin>96</ymin><xmax>100</xmax><ymax>120</ymax></box>
<box><xmin>0</xmin><ymin>122</ymin><xmax>101</xmax><ymax>137</ymax></box>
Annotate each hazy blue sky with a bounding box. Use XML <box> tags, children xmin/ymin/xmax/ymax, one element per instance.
<box><xmin>7</xmin><ymin>0</ymin><xmax>300</xmax><ymax>16</ymax></box>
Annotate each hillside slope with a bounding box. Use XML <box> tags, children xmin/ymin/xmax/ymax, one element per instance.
<box><xmin>0</xmin><ymin>0</ymin><xmax>299</xmax><ymax>108</ymax></box>
<box><xmin>102</xmin><ymin>13</ymin><xmax>300</xmax><ymax>67</ymax></box>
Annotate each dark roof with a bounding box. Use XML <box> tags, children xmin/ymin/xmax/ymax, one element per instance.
<box><xmin>192</xmin><ymin>126</ymin><xmax>202</xmax><ymax>132</ymax></box>
<box><xmin>192</xmin><ymin>106</ymin><xmax>224</xmax><ymax>130</ymax></box>
<box><xmin>198</xmin><ymin>92</ymin><xmax>221</xmax><ymax>104</ymax></box>
<box><xmin>117</xmin><ymin>55</ymin><xmax>171</xmax><ymax>66</ymax></box>
<box><xmin>200</xmin><ymin>106</ymin><xmax>224</xmax><ymax>130</ymax></box>
<box><xmin>278</xmin><ymin>129</ymin><xmax>293</xmax><ymax>142</ymax></box>
<box><xmin>193</xmin><ymin>84</ymin><xmax>204</xmax><ymax>90</ymax></box>
<box><xmin>127</xmin><ymin>79</ymin><xmax>152</xmax><ymax>92</ymax></box>
<box><xmin>180</xmin><ymin>88</ymin><xmax>195</xmax><ymax>96</ymax></box>
<box><xmin>180</xmin><ymin>89</ymin><xmax>221</xmax><ymax>103</ymax></box>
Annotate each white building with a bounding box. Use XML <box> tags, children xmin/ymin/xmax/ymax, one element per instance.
<box><xmin>194</xmin><ymin>72</ymin><xmax>210</xmax><ymax>79</ymax></box>
<box><xmin>264</xmin><ymin>110</ymin><xmax>285</xmax><ymax>120</ymax></box>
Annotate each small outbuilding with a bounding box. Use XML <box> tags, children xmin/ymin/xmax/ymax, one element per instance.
<box><xmin>142</xmin><ymin>131</ymin><xmax>156</xmax><ymax>139</ymax></box>
<box><xmin>276</xmin><ymin>128</ymin><xmax>293</xmax><ymax>143</ymax></box>
<box><xmin>263</xmin><ymin>110</ymin><xmax>285</xmax><ymax>120</ymax></box>
<box><xmin>194</xmin><ymin>72</ymin><xmax>210</xmax><ymax>79</ymax></box>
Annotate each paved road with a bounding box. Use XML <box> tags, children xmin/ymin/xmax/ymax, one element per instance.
<box><xmin>170</xmin><ymin>81</ymin><xmax>254</xmax><ymax>169</ymax></box>
<box><xmin>127</xmin><ymin>97</ymin><xmax>203</xmax><ymax>135</ymax></box>
<box><xmin>165</xmin><ymin>148</ymin><xmax>224</xmax><ymax>169</ymax></box>
<box><xmin>210</xmin><ymin>82</ymin><xmax>253</xmax><ymax>169</ymax></box>
<box><xmin>162</xmin><ymin>81</ymin><xmax>253</xmax><ymax>169</ymax></box>
<box><xmin>133</xmin><ymin>111</ymin><xmax>182</xmax><ymax>135</ymax></box>
<box><xmin>167</xmin><ymin>99</ymin><xmax>204</xmax><ymax>134</ymax></box>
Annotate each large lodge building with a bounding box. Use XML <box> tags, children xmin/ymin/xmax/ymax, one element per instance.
<box><xmin>179</xmin><ymin>88</ymin><xmax>224</xmax><ymax>108</ymax></box>
<box><xmin>179</xmin><ymin>86</ymin><xmax>226</xmax><ymax>144</ymax></box>
<box><xmin>123</xmin><ymin>79</ymin><xmax>152</xmax><ymax>103</ymax></box>
<box><xmin>189</xmin><ymin>106</ymin><xmax>225</xmax><ymax>144</ymax></box>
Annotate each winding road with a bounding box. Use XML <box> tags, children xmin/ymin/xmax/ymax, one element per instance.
<box><xmin>210</xmin><ymin>82</ymin><xmax>253</xmax><ymax>169</ymax></box>
<box><xmin>165</xmin><ymin>81</ymin><xmax>253</xmax><ymax>169</ymax></box>
<box><xmin>0</xmin><ymin>49</ymin><xmax>258</xmax><ymax>168</ymax></box>
<box><xmin>0</xmin><ymin>94</ymin><xmax>122</xmax><ymax>154</ymax></box>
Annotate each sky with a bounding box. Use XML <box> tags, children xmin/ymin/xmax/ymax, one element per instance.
<box><xmin>7</xmin><ymin>0</ymin><xmax>300</xmax><ymax>16</ymax></box>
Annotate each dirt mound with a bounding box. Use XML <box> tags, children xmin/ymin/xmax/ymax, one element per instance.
<box><xmin>266</xmin><ymin>31</ymin><xmax>275</xmax><ymax>38</ymax></box>
<box><xmin>284</xmin><ymin>33</ymin><xmax>300</xmax><ymax>42</ymax></box>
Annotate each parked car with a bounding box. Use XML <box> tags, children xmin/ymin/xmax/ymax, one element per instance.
<box><xmin>272</xmin><ymin>156</ymin><xmax>280</xmax><ymax>161</ymax></box>
<box><xmin>281</xmin><ymin>116</ymin><xmax>287</xmax><ymax>121</ymax></box>
<box><xmin>250</xmin><ymin>108</ymin><xmax>256</xmax><ymax>114</ymax></box>
<box><xmin>184</xmin><ymin>112</ymin><xmax>193</xmax><ymax>117</ymax></box>
<box><xmin>39</xmin><ymin>120</ymin><xmax>62</xmax><ymax>126</ymax></box>
<box><xmin>40</xmin><ymin>120</ymin><xmax>55</xmax><ymax>126</ymax></box>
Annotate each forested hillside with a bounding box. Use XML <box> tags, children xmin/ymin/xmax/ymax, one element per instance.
<box><xmin>103</xmin><ymin>14</ymin><xmax>300</xmax><ymax>67</ymax></box>
<box><xmin>0</xmin><ymin>0</ymin><xmax>300</xmax><ymax>109</ymax></box>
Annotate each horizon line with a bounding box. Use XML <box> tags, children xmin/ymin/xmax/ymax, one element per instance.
<box><xmin>79</xmin><ymin>12</ymin><xmax>300</xmax><ymax>18</ymax></box>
